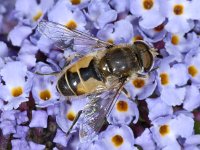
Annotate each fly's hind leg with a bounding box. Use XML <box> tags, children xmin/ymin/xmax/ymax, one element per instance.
<box><xmin>66</xmin><ymin>110</ymin><xmax>83</xmax><ymax>136</ymax></box>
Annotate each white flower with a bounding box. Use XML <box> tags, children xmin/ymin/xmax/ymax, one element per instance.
<box><xmin>107</xmin><ymin>93</ymin><xmax>139</xmax><ymax>124</ymax></box>
<box><xmin>184</xmin><ymin>48</ymin><xmax>200</xmax><ymax>84</ymax></box>
<box><xmin>99</xmin><ymin>125</ymin><xmax>135</xmax><ymax>150</ymax></box>
<box><xmin>48</xmin><ymin>0</ymin><xmax>86</xmax><ymax>31</ymax></box>
<box><xmin>159</xmin><ymin>0</ymin><xmax>200</xmax><ymax>33</ymax></box>
<box><xmin>130</xmin><ymin>0</ymin><xmax>165</xmax><ymax>29</ymax></box>
<box><xmin>15</xmin><ymin>0</ymin><xmax>54</xmax><ymax>24</ymax></box>
<box><xmin>0</xmin><ymin>61</ymin><xmax>33</xmax><ymax>110</ymax></box>
<box><xmin>157</xmin><ymin>57</ymin><xmax>188</xmax><ymax>106</ymax></box>
<box><xmin>56</xmin><ymin>98</ymin><xmax>87</xmax><ymax>133</ymax></box>
<box><xmin>151</xmin><ymin>114</ymin><xmax>194</xmax><ymax>149</ymax></box>
<box><xmin>164</xmin><ymin>32</ymin><xmax>200</xmax><ymax>62</ymax></box>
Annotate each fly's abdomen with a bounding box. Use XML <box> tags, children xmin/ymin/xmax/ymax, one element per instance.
<box><xmin>57</xmin><ymin>55</ymin><xmax>106</xmax><ymax>96</ymax></box>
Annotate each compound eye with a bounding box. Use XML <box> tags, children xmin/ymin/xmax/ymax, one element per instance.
<box><xmin>134</xmin><ymin>41</ymin><xmax>153</xmax><ymax>72</ymax></box>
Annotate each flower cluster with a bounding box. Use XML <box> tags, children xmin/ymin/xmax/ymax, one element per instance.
<box><xmin>0</xmin><ymin>0</ymin><xmax>200</xmax><ymax>149</ymax></box>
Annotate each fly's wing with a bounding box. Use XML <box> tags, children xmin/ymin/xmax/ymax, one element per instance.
<box><xmin>79</xmin><ymin>81</ymin><xmax>125</xmax><ymax>142</ymax></box>
<box><xmin>37</xmin><ymin>20</ymin><xmax>113</xmax><ymax>54</ymax></box>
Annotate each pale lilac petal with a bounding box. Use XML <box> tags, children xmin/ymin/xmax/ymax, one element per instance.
<box><xmin>8</xmin><ymin>25</ymin><xmax>32</xmax><ymax>46</ymax></box>
<box><xmin>29</xmin><ymin>110</ymin><xmax>48</xmax><ymax>128</ymax></box>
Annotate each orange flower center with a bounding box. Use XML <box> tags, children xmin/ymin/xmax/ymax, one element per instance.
<box><xmin>111</xmin><ymin>134</ymin><xmax>124</xmax><ymax>147</ymax></box>
<box><xmin>71</xmin><ymin>0</ymin><xmax>81</xmax><ymax>5</ymax></box>
<box><xmin>133</xmin><ymin>78</ymin><xmax>145</xmax><ymax>88</ymax></box>
<box><xmin>188</xmin><ymin>66</ymin><xmax>198</xmax><ymax>77</ymax></box>
<box><xmin>159</xmin><ymin>125</ymin><xmax>170</xmax><ymax>136</ymax></box>
<box><xmin>33</xmin><ymin>11</ymin><xmax>43</xmax><ymax>21</ymax></box>
<box><xmin>65</xmin><ymin>20</ymin><xmax>77</xmax><ymax>30</ymax></box>
<box><xmin>11</xmin><ymin>86</ymin><xmax>23</xmax><ymax>97</ymax></box>
<box><xmin>66</xmin><ymin>111</ymin><xmax>76</xmax><ymax>121</ymax></box>
<box><xmin>160</xmin><ymin>73</ymin><xmax>169</xmax><ymax>85</ymax></box>
<box><xmin>116</xmin><ymin>100</ymin><xmax>128</xmax><ymax>112</ymax></box>
<box><xmin>173</xmin><ymin>4</ymin><xmax>184</xmax><ymax>15</ymax></box>
<box><xmin>171</xmin><ymin>35</ymin><xmax>179</xmax><ymax>45</ymax></box>
<box><xmin>39</xmin><ymin>89</ymin><xmax>51</xmax><ymax>101</ymax></box>
<box><xmin>143</xmin><ymin>0</ymin><xmax>154</xmax><ymax>10</ymax></box>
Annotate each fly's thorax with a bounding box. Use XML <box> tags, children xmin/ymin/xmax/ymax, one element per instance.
<box><xmin>98</xmin><ymin>45</ymin><xmax>142</xmax><ymax>79</ymax></box>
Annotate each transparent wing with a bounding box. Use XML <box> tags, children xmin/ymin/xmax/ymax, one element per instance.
<box><xmin>79</xmin><ymin>81</ymin><xmax>125</xmax><ymax>142</ymax></box>
<box><xmin>37</xmin><ymin>20</ymin><xmax>113</xmax><ymax>53</ymax></box>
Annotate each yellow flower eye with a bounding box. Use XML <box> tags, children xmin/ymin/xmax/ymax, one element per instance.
<box><xmin>171</xmin><ymin>35</ymin><xmax>179</xmax><ymax>45</ymax></box>
<box><xmin>65</xmin><ymin>20</ymin><xmax>77</xmax><ymax>30</ymax></box>
<box><xmin>33</xmin><ymin>11</ymin><xmax>43</xmax><ymax>21</ymax></box>
<box><xmin>71</xmin><ymin>0</ymin><xmax>81</xmax><ymax>5</ymax></box>
<box><xmin>160</xmin><ymin>73</ymin><xmax>169</xmax><ymax>85</ymax></box>
<box><xmin>188</xmin><ymin>66</ymin><xmax>198</xmax><ymax>77</ymax></box>
<box><xmin>116</xmin><ymin>100</ymin><xmax>128</xmax><ymax>112</ymax></box>
<box><xmin>143</xmin><ymin>0</ymin><xmax>154</xmax><ymax>10</ymax></box>
<box><xmin>159</xmin><ymin>125</ymin><xmax>170</xmax><ymax>137</ymax></box>
<box><xmin>39</xmin><ymin>89</ymin><xmax>51</xmax><ymax>101</ymax></box>
<box><xmin>132</xmin><ymin>78</ymin><xmax>145</xmax><ymax>88</ymax></box>
<box><xmin>111</xmin><ymin>134</ymin><xmax>124</xmax><ymax>147</ymax></box>
<box><xmin>66</xmin><ymin>111</ymin><xmax>76</xmax><ymax>121</ymax></box>
<box><xmin>173</xmin><ymin>4</ymin><xmax>184</xmax><ymax>15</ymax></box>
<box><xmin>11</xmin><ymin>86</ymin><xmax>23</xmax><ymax>97</ymax></box>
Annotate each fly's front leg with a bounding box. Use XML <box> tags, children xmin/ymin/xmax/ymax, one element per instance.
<box><xmin>66</xmin><ymin>110</ymin><xmax>83</xmax><ymax>136</ymax></box>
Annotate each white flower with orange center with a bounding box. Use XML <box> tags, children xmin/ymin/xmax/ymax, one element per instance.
<box><xmin>0</xmin><ymin>61</ymin><xmax>33</xmax><ymax>110</ymax></box>
<box><xmin>164</xmin><ymin>32</ymin><xmax>200</xmax><ymax>62</ymax></box>
<box><xmin>32</xmin><ymin>76</ymin><xmax>59</xmax><ymax>108</ymax></box>
<box><xmin>15</xmin><ymin>0</ymin><xmax>54</xmax><ymax>24</ymax></box>
<box><xmin>157</xmin><ymin>56</ymin><xmax>189</xmax><ymax>106</ymax></box>
<box><xmin>150</xmin><ymin>114</ymin><xmax>194</xmax><ymax>149</ymax></box>
<box><xmin>130</xmin><ymin>0</ymin><xmax>165</xmax><ymax>29</ymax></box>
<box><xmin>107</xmin><ymin>93</ymin><xmax>139</xmax><ymax>125</ymax></box>
<box><xmin>125</xmin><ymin>72</ymin><xmax>157</xmax><ymax>100</ymax></box>
<box><xmin>184</xmin><ymin>48</ymin><xmax>200</xmax><ymax>84</ymax></box>
<box><xmin>56</xmin><ymin>98</ymin><xmax>87</xmax><ymax>133</ymax></box>
<box><xmin>32</xmin><ymin>62</ymin><xmax>60</xmax><ymax>107</ymax></box>
<box><xmin>159</xmin><ymin>0</ymin><xmax>200</xmax><ymax>33</ymax></box>
<box><xmin>99</xmin><ymin>125</ymin><xmax>136</xmax><ymax>150</ymax></box>
<box><xmin>48</xmin><ymin>0</ymin><xmax>86</xmax><ymax>31</ymax></box>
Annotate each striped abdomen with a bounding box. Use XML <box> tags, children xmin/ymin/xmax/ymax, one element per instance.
<box><xmin>57</xmin><ymin>55</ymin><xmax>106</xmax><ymax>96</ymax></box>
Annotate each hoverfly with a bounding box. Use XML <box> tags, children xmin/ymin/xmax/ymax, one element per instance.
<box><xmin>37</xmin><ymin>20</ymin><xmax>158</xmax><ymax>142</ymax></box>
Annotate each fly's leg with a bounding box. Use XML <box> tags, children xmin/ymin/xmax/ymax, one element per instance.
<box><xmin>66</xmin><ymin>110</ymin><xmax>83</xmax><ymax>136</ymax></box>
<box><xmin>35</xmin><ymin>71</ymin><xmax>61</xmax><ymax>76</ymax></box>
